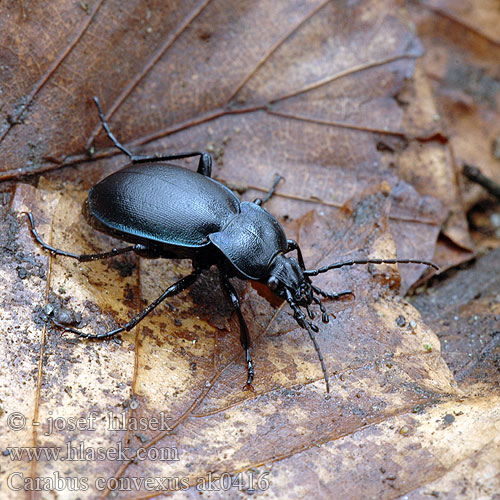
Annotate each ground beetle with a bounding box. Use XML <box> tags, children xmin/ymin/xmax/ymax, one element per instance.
<box><xmin>26</xmin><ymin>97</ymin><xmax>439</xmax><ymax>393</ymax></box>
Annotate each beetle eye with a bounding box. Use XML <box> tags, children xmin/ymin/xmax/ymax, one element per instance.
<box><xmin>267</xmin><ymin>276</ymin><xmax>279</xmax><ymax>291</ymax></box>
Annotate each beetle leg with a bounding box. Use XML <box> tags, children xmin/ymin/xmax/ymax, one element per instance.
<box><xmin>253</xmin><ymin>175</ymin><xmax>282</xmax><ymax>206</ymax></box>
<box><xmin>132</xmin><ymin>151</ymin><xmax>212</xmax><ymax>177</ymax></box>
<box><xmin>220</xmin><ymin>273</ymin><xmax>254</xmax><ymax>388</ymax></box>
<box><xmin>93</xmin><ymin>97</ymin><xmax>213</xmax><ymax>176</ymax></box>
<box><xmin>196</xmin><ymin>153</ymin><xmax>212</xmax><ymax>177</ymax></box>
<box><xmin>51</xmin><ymin>269</ymin><xmax>203</xmax><ymax>339</ymax></box>
<box><xmin>93</xmin><ymin>97</ymin><xmax>135</xmax><ymax>159</ymax></box>
<box><xmin>25</xmin><ymin>212</ymin><xmax>139</xmax><ymax>262</ymax></box>
<box><xmin>285</xmin><ymin>239</ymin><xmax>306</xmax><ymax>270</ymax></box>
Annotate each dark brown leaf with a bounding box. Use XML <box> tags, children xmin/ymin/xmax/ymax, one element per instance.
<box><xmin>1</xmin><ymin>0</ymin><xmax>448</xmax><ymax>282</ymax></box>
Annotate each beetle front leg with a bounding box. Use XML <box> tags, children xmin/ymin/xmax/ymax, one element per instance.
<box><xmin>51</xmin><ymin>269</ymin><xmax>203</xmax><ymax>339</ymax></box>
<box><xmin>253</xmin><ymin>175</ymin><xmax>282</xmax><ymax>206</ymax></box>
<box><xmin>220</xmin><ymin>273</ymin><xmax>254</xmax><ymax>389</ymax></box>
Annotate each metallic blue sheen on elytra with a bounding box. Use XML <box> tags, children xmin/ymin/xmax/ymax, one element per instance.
<box><xmin>87</xmin><ymin>163</ymin><xmax>287</xmax><ymax>279</ymax></box>
<box><xmin>88</xmin><ymin>163</ymin><xmax>240</xmax><ymax>247</ymax></box>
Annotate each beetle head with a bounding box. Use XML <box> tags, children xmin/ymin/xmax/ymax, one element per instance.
<box><xmin>266</xmin><ymin>254</ymin><xmax>312</xmax><ymax>306</ymax></box>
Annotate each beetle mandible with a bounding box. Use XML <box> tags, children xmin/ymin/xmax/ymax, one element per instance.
<box><xmin>26</xmin><ymin>97</ymin><xmax>438</xmax><ymax>393</ymax></box>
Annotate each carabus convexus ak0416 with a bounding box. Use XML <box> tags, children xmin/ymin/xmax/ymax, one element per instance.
<box><xmin>26</xmin><ymin>97</ymin><xmax>438</xmax><ymax>393</ymax></box>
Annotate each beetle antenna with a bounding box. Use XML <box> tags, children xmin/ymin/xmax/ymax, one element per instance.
<box><xmin>304</xmin><ymin>258</ymin><xmax>439</xmax><ymax>276</ymax></box>
<box><xmin>311</xmin><ymin>284</ymin><xmax>353</xmax><ymax>301</ymax></box>
<box><xmin>286</xmin><ymin>290</ymin><xmax>330</xmax><ymax>393</ymax></box>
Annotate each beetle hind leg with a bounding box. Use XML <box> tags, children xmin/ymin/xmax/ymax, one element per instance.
<box><xmin>93</xmin><ymin>96</ymin><xmax>213</xmax><ymax>176</ymax></box>
<box><xmin>25</xmin><ymin>212</ymin><xmax>139</xmax><ymax>262</ymax></box>
<box><xmin>93</xmin><ymin>97</ymin><xmax>135</xmax><ymax>159</ymax></box>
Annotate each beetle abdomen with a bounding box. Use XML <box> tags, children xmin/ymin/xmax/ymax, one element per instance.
<box><xmin>87</xmin><ymin>163</ymin><xmax>240</xmax><ymax>247</ymax></box>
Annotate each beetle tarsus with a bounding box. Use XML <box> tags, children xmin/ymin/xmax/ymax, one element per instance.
<box><xmin>246</xmin><ymin>349</ymin><xmax>254</xmax><ymax>385</ymax></box>
<box><xmin>52</xmin><ymin>318</ymin><xmax>123</xmax><ymax>340</ymax></box>
<box><xmin>244</xmin><ymin>381</ymin><xmax>256</xmax><ymax>393</ymax></box>
<box><xmin>93</xmin><ymin>96</ymin><xmax>135</xmax><ymax>159</ymax></box>
<box><xmin>243</xmin><ymin>349</ymin><xmax>255</xmax><ymax>392</ymax></box>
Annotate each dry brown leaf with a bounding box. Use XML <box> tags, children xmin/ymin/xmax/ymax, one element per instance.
<box><xmin>1</xmin><ymin>0</ymin><xmax>450</xmax><ymax>276</ymax></box>
<box><xmin>412</xmin><ymin>248</ymin><xmax>500</xmax><ymax>389</ymax></box>
<box><xmin>2</xmin><ymin>181</ymin><xmax>456</xmax><ymax>499</ymax></box>
<box><xmin>410</xmin><ymin>0</ymin><xmax>500</xmax><ymax>214</ymax></box>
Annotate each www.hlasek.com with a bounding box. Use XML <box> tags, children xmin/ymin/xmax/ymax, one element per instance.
<box><xmin>6</xmin><ymin>441</ymin><xmax>179</xmax><ymax>462</ymax></box>
<box><xmin>7</xmin><ymin>471</ymin><xmax>271</xmax><ymax>493</ymax></box>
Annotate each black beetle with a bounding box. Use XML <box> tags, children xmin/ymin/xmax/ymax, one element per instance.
<box><xmin>26</xmin><ymin>97</ymin><xmax>438</xmax><ymax>393</ymax></box>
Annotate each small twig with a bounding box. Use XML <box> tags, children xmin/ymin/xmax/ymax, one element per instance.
<box><xmin>463</xmin><ymin>164</ymin><xmax>500</xmax><ymax>201</ymax></box>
